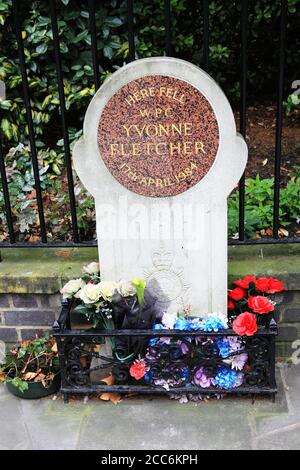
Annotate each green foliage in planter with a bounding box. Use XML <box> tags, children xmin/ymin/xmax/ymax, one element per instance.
<box><xmin>0</xmin><ymin>335</ymin><xmax>59</xmax><ymax>392</ymax></box>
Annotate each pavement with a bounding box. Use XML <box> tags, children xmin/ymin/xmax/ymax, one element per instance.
<box><xmin>0</xmin><ymin>363</ymin><xmax>299</xmax><ymax>450</ymax></box>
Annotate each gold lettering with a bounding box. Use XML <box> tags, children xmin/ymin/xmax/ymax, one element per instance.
<box><xmin>183</xmin><ymin>141</ymin><xmax>193</xmax><ymax>155</ymax></box>
<box><xmin>171</xmin><ymin>123</ymin><xmax>182</xmax><ymax>135</ymax></box>
<box><xmin>135</xmin><ymin>125</ymin><xmax>146</xmax><ymax>137</ymax></box>
<box><xmin>155</xmin><ymin>143</ymin><xmax>167</xmax><ymax>155</ymax></box>
<box><xmin>195</xmin><ymin>141</ymin><xmax>206</xmax><ymax>154</ymax></box>
<box><xmin>173</xmin><ymin>89</ymin><xmax>185</xmax><ymax>103</ymax></box>
<box><xmin>122</xmin><ymin>125</ymin><xmax>133</xmax><ymax>137</ymax></box>
<box><xmin>139</xmin><ymin>88</ymin><xmax>149</xmax><ymax>99</ymax></box>
<box><xmin>125</xmin><ymin>95</ymin><xmax>136</xmax><ymax>106</ymax></box>
<box><xmin>158</xmin><ymin>123</ymin><xmax>169</xmax><ymax>136</ymax></box>
<box><xmin>159</xmin><ymin>87</ymin><xmax>166</xmax><ymax>97</ymax></box>
<box><xmin>139</xmin><ymin>109</ymin><xmax>150</xmax><ymax>117</ymax></box>
<box><xmin>145</xmin><ymin>125</ymin><xmax>158</xmax><ymax>137</ymax></box>
<box><xmin>132</xmin><ymin>143</ymin><xmax>141</xmax><ymax>156</ymax></box>
<box><xmin>133</xmin><ymin>91</ymin><xmax>142</xmax><ymax>101</ymax></box>
<box><xmin>145</xmin><ymin>143</ymin><xmax>152</xmax><ymax>155</ymax></box>
<box><xmin>119</xmin><ymin>143</ymin><xmax>126</xmax><ymax>156</ymax></box>
<box><xmin>170</xmin><ymin>142</ymin><xmax>181</xmax><ymax>156</ymax></box>
<box><xmin>110</xmin><ymin>143</ymin><xmax>119</xmax><ymax>155</ymax></box>
<box><xmin>184</xmin><ymin>123</ymin><xmax>192</xmax><ymax>135</ymax></box>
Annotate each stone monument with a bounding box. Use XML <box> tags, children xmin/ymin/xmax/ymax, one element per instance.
<box><xmin>73</xmin><ymin>57</ymin><xmax>247</xmax><ymax>315</ymax></box>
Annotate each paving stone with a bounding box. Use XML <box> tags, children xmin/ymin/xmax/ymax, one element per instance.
<box><xmin>77</xmin><ymin>398</ymin><xmax>253</xmax><ymax>450</ymax></box>
<box><xmin>253</xmin><ymin>365</ymin><xmax>300</xmax><ymax>442</ymax></box>
<box><xmin>0</xmin><ymin>365</ymin><xmax>299</xmax><ymax>450</ymax></box>
<box><xmin>0</xmin><ymin>395</ymin><xmax>31</xmax><ymax>450</ymax></box>
<box><xmin>256</xmin><ymin>424</ymin><xmax>300</xmax><ymax>450</ymax></box>
<box><xmin>20</xmin><ymin>398</ymin><xmax>88</xmax><ymax>450</ymax></box>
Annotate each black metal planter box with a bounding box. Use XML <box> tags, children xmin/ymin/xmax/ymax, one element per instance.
<box><xmin>53</xmin><ymin>300</ymin><xmax>278</xmax><ymax>402</ymax></box>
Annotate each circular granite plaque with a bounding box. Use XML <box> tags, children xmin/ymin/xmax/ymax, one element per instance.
<box><xmin>98</xmin><ymin>75</ymin><xmax>219</xmax><ymax>197</ymax></box>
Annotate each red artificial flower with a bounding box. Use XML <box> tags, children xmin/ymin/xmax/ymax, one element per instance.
<box><xmin>248</xmin><ymin>295</ymin><xmax>274</xmax><ymax>314</ymax></box>
<box><xmin>228</xmin><ymin>287</ymin><xmax>246</xmax><ymax>301</ymax></box>
<box><xmin>267</xmin><ymin>277</ymin><xmax>285</xmax><ymax>294</ymax></box>
<box><xmin>228</xmin><ymin>299</ymin><xmax>235</xmax><ymax>310</ymax></box>
<box><xmin>232</xmin><ymin>312</ymin><xmax>258</xmax><ymax>337</ymax></box>
<box><xmin>234</xmin><ymin>276</ymin><xmax>256</xmax><ymax>289</ymax></box>
<box><xmin>129</xmin><ymin>361</ymin><xmax>146</xmax><ymax>380</ymax></box>
<box><xmin>255</xmin><ymin>277</ymin><xmax>269</xmax><ymax>292</ymax></box>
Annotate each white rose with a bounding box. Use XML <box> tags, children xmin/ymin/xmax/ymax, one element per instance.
<box><xmin>82</xmin><ymin>262</ymin><xmax>100</xmax><ymax>276</ymax></box>
<box><xmin>116</xmin><ymin>280</ymin><xmax>136</xmax><ymax>297</ymax></box>
<box><xmin>76</xmin><ymin>283</ymin><xmax>103</xmax><ymax>304</ymax></box>
<box><xmin>98</xmin><ymin>281</ymin><xmax>117</xmax><ymax>301</ymax></box>
<box><xmin>60</xmin><ymin>278</ymin><xmax>85</xmax><ymax>299</ymax></box>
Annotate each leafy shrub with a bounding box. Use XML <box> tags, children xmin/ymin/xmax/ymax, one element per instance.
<box><xmin>0</xmin><ymin>0</ymin><xmax>299</xmax><ymax>241</ymax></box>
<box><xmin>228</xmin><ymin>174</ymin><xmax>300</xmax><ymax>238</ymax></box>
<box><xmin>0</xmin><ymin>0</ymin><xmax>299</xmax><ymax>148</ymax></box>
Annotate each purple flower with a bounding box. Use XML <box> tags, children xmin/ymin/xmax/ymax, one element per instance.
<box><xmin>179</xmin><ymin>341</ymin><xmax>190</xmax><ymax>355</ymax></box>
<box><xmin>227</xmin><ymin>336</ymin><xmax>243</xmax><ymax>353</ymax></box>
<box><xmin>231</xmin><ymin>353</ymin><xmax>248</xmax><ymax>371</ymax></box>
<box><xmin>233</xmin><ymin>372</ymin><xmax>244</xmax><ymax>388</ymax></box>
<box><xmin>193</xmin><ymin>367</ymin><xmax>215</xmax><ymax>388</ymax></box>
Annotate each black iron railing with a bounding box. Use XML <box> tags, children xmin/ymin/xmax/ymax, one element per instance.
<box><xmin>53</xmin><ymin>299</ymin><xmax>277</xmax><ymax>402</ymax></box>
<box><xmin>0</xmin><ymin>0</ymin><xmax>295</xmax><ymax>247</ymax></box>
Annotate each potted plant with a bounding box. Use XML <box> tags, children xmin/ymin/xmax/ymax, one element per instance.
<box><xmin>0</xmin><ymin>335</ymin><xmax>60</xmax><ymax>399</ymax></box>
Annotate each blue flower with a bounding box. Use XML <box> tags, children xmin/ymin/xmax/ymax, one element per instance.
<box><xmin>153</xmin><ymin>323</ymin><xmax>164</xmax><ymax>330</ymax></box>
<box><xmin>216</xmin><ymin>338</ymin><xmax>230</xmax><ymax>358</ymax></box>
<box><xmin>149</xmin><ymin>338</ymin><xmax>158</xmax><ymax>347</ymax></box>
<box><xmin>174</xmin><ymin>318</ymin><xmax>191</xmax><ymax>330</ymax></box>
<box><xmin>182</xmin><ymin>367</ymin><xmax>189</xmax><ymax>380</ymax></box>
<box><xmin>215</xmin><ymin>367</ymin><xmax>238</xmax><ymax>390</ymax></box>
<box><xmin>200</xmin><ymin>313</ymin><xmax>228</xmax><ymax>332</ymax></box>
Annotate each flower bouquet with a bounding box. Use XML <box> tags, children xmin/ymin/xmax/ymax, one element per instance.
<box><xmin>60</xmin><ymin>263</ymin><xmax>163</xmax><ymax>363</ymax></box>
<box><xmin>228</xmin><ymin>275</ymin><xmax>284</xmax><ymax>336</ymax></box>
<box><xmin>57</xmin><ymin>267</ymin><xmax>281</xmax><ymax>399</ymax></box>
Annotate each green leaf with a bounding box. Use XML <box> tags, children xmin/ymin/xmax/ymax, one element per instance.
<box><xmin>11</xmin><ymin>377</ymin><xmax>29</xmax><ymax>393</ymax></box>
<box><xmin>103</xmin><ymin>46</ymin><xmax>113</xmax><ymax>59</ymax></box>
<box><xmin>36</xmin><ymin>44</ymin><xmax>47</xmax><ymax>54</ymax></box>
<box><xmin>131</xmin><ymin>278</ymin><xmax>146</xmax><ymax>305</ymax></box>
<box><xmin>105</xmin><ymin>17</ymin><xmax>122</xmax><ymax>28</ymax></box>
<box><xmin>0</xmin><ymin>100</ymin><xmax>11</xmax><ymax>110</ymax></box>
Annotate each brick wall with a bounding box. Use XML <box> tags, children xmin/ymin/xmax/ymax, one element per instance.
<box><xmin>0</xmin><ymin>293</ymin><xmax>61</xmax><ymax>344</ymax></box>
<box><xmin>276</xmin><ymin>291</ymin><xmax>300</xmax><ymax>358</ymax></box>
<box><xmin>0</xmin><ymin>291</ymin><xmax>299</xmax><ymax>358</ymax></box>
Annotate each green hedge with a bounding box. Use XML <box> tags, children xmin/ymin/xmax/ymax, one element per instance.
<box><xmin>0</xmin><ymin>0</ymin><xmax>299</xmax><ymax>147</ymax></box>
